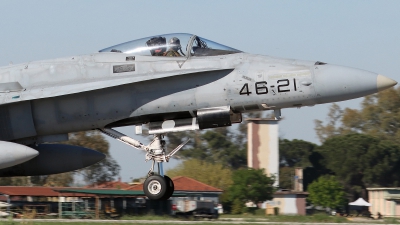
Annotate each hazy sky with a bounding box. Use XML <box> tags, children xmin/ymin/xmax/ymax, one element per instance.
<box><xmin>0</xmin><ymin>1</ymin><xmax>399</xmax><ymax>181</ymax></box>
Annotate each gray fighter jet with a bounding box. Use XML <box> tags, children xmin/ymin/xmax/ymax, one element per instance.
<box><xmin>0</xmin><ymin>33</ymin><xmax>396</xmax><ymax>200</ymax></box>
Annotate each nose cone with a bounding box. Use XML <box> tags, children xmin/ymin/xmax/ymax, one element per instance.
<box><xmin>313</xmin><ymin>64</ymin><xmax>397</xmax><ymax>104</ymax></box>
<box><xmin>377</xmin><ymin>74</ymin><xmax>397</xmax><ymax>91</ymax></box>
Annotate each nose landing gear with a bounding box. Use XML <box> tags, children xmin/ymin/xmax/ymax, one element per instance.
<box><xmin>98</xmin><ymin>128</ymin><xmax>188</xmax><ymax>200</ymax></box>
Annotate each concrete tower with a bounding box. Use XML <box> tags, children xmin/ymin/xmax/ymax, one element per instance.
<box><xmin>247</xmin><ymin>118</ymin><xmax>279</xmax><ymax>186</ymax></box>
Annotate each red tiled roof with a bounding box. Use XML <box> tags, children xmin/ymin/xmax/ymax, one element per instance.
<box><xmin>84</xmin><ymin>181</ymin><xmax>131</xmax><ymax>189</ymax></box>
<box><xmin>0</xmin><ymin>186</ymin><xmax>94</xmax><ymax>197</ymax></box>
<box><xmin>126</xmin><ymin>176</ymin><xmax>223</xmax><ymax>192</ymax></box>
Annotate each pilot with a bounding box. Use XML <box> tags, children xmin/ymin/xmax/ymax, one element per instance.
<box><xmin>146</xmin><ymin>37</ymin><xmax>167</xmax><ymax>56</ymax></box>
<box><xmin>164</xmin><ymin>37</ymin><xmax>183</xmax><ymax>57</ymax></box>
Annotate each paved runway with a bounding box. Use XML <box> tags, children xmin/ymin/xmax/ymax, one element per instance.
<box><xmin>0</xmin><ymin>218</ymin><xmax>394</xmax><ymax>225</ymax></box>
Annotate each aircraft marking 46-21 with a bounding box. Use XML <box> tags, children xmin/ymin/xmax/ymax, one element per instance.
<box><xmin>239</xmin><ymin>78</ymin><xmax>297</xmax><ymax>96</ymax></box>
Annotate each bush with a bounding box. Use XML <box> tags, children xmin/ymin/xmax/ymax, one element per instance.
<box><xmin>231</xmin><ymin>199</ymin><xmax>243</xmax><ymax>214</ymax></box>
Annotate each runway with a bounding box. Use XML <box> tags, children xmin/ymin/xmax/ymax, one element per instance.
<box><xmin>0</xmin><ymin>218</ymin><xmax>393</xmax><ymax>225</ymax></box>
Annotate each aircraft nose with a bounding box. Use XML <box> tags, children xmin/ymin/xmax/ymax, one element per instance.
<box><xmin>313</xmin><ymin>64</ymin><xmax>397</xmax><ymax>104</ymax></box>
<box><xmin>377</xmin><ymin>74</ymin><xmax>397</xmax><ymax>91</ymax></box>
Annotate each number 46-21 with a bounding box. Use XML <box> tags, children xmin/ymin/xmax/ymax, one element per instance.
<box><xmin>239</xmin><ymin>79</ymin><xmax>294</xmax><ymax>96</ymax></box>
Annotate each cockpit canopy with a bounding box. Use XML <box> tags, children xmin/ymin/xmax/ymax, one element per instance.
<box><xmin>99</xmin><ymin>33</ymin><xmax>241</xmax><ymax>57</ymax></box>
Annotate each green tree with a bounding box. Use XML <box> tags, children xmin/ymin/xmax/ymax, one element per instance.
<box><xmin>231</xmin><ymin>198</ymin><xmax>245</xmax><ymax>214</ymax></box>
<box><xmin>166</xmin><ymin>158</ymin><xmax>233</xmax><ymax>191</ymax></box>
<box><xmin>314</xmin><ymin>87</ymin><xmax>400</xmax><ymax>144</ymax></box>
<box><xmin>167</xmin><ymin>128</ymin><xmax>246</xmax><ymax>169</ymax></box>
<box><xmin>42</xmin><ymin>172</ymin><xmax>74</xmax><ymax>187</ymax></box>
<box><xmin>317</xmin><ymin>133</ymin><xmax>400</xmax><ymax>199</ymax></box>
<box><xmin>228</xmin><ymin>168</ymin><xmax>275</xmax><ymax>211</ymax></box>
<box><xmin>166</xmin><ymin>112</ymin><xmax>264</xmax><ymax>170</ymax></box>
<box><xmin>0</xmin><ymin>177</ymin><xmax>30</xmax><ymax>186</ymax></box>
<box><xmin>314</xmin><ymin>103</ymin><xmax>344</xmax><ymax>143</ymax></box>
<box><xmin>279</xmin><ymin>166</ymin><xmax>293</xmax><ymax>190</ymax></box>
<box><xmin>67</xmin><ymin>131</ymin><xmax>120</xmax><ymax>184</ymax></box>
<box><xmin>33</xmin><ymin>131</ymin><xmax>120</xmax><ymax>186</ymax></box>
<box><xmin>307</xmin><ymin>175</ymin><xmax>346</xmax><ymax>209</ymax></box>
<box><xmin>279</xmin><ymin>139</ymin><xmax>317</xmax><ymax>167</ymax></box>
<box><xmin>279</xmin><ymin>139</ymin><xmax>325</xmax><ymax>191</ymax></box>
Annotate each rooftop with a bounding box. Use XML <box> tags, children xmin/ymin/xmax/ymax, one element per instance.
<box><xmin>127</xmin><ymin>176</ymin><xmax>223</xmax><ymax>193</ymax></box>
<box><xmin>367</xmin><ymin>187</ymin><xmax>400</xmax><ymax>191</ymax></box>
<box><xmin>56</xmin><ymin>189</ymin><xmax>143</xmax><ymax>196</ymax></box>
<box><xmin>84</xmin><ymin>180</ymin><xmax>131</xmax><ymax>189</ymax></box>
<box><xmin>0</xmin><ymin>186</ymin><xmax>94</xmax><ymax>197</ymax></box>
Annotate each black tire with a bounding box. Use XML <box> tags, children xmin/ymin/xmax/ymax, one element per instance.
<box><xmin>143</xmin><ymin>175</ymin><xmax>167</xmax><ymax>200</ymax></box>
<box><xmin>161</xmin><ymin>175</ymin><xmax>175</xmax><ymax>200</ymax></box>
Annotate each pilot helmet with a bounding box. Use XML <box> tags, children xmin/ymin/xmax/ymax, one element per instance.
<box><xmin>146</xmin><ymin>37</ymin><xmax>167</xmax><ymax>56</ymax></box>
<box><xmin>169</xmin><ymin>37</ymin><xmax>181</xmax><ymax>51</ymax></box>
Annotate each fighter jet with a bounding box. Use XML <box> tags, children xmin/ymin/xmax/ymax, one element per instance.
<box><xmin>0</xmin><ymin>33</ymin><xmax>396</xmax><ymax>200</ymax></box>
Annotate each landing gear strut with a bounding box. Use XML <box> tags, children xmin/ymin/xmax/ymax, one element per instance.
<box><xmin>98</xmin><ymin>128</ymin><xmax>188</xmax><ymax>200</ymax></box>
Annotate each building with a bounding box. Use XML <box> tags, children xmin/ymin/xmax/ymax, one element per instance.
<box><xmin>0</xmin><ymin>176</ymin><xmax>223</xmax><ymax>218</ymax></box>
<box><xmin>0</xmin><ymin>186</ymin><xmax>96</xmax><ymax>218</ymax></box>
<box><xmin>0</xmin><ymin>186</ymin><xmax>94</xmax><ymax>203</ymax></box>
<box><xmin>262</xmin><ymin>190</ymin><xmax>308</xmax><ymax>215</ymax></box>
<box><xmin>127</xmin><ymin>176</ymin><xmax>223</xmax><ymax>203</ymax></box>
<box><xmin>368</xmin><ymin>187</ymin><xmax>400</xmax><ymax>217</ymax></box>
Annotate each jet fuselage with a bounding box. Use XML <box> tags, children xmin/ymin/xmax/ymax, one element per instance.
<box><xmin>0</xmin><ymin>52</ymin><xmax>392</xmax><ymax>142</ymax></box>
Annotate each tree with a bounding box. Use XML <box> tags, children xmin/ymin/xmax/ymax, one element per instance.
<box><xmin>201</xmin><ymin>129</ymin><xmax>246</xmax><ymax>169</ymax></box>
<box><xmin>279</xmin><ymin>139</ymin><xmax>325</xmax><ymax>191</ymax></box>
<box><xmin>314</xmin><ymin>87</ymin><xmax>400</xmax><ymax>144</ymax></box>
<box><xmin>0</xmin><ymin>177</ymin><xmax>30</xmax><ymax>186</ymax></box>
<box><xmin>66</xmin><ymin>131</ymin><xmax>120</xmax><ymax>184</ymax></box>
<box><xmin>314</xmin><ymin>103</ymin><xmax>344</xmax><ymax>143</ymax></box>
<box><xmin>167</xmin><ymin>128</ymin><xmax>247</xmax><ymax>170</ymax></box>
<box><xmin>308</xmin><ymin>175</ymin><xmax>346</xmax><ymax>209</ymax></box>
<box><xmin>42</xmin><ymin>172</ymin><xmax>74</xmax><ymax>187</ymax></box>
<box><xmin>279</xmin><ymin>139</ymin><xmax>317</xmax><ymax>168</ymax></box>
<box><xmin>313</xmin><ymin>87</ymin><xmax>400</xmax><ymax>199</ymax></box>
<box><xmin>166</xmin><ymin>112</ymin><xmax>264</xmax><ymax>170</ymax></box>
<box><xmin>166</xmin><ymin>159</ymin><xmax>233</xmax><ymax>191</ymax></box>
<box><xmin>32</xmin><ymin>131</ymin><xmax>120</xmax><ymax>186</ymax></box>
<box><xmin>228</xmin><ymin>168</ymin><xmax>275</xmax><ymax>211</ymax></box>
<box><xmin>316</xmin><ymin>133</ymin><xmax>400</xmax><ymax>199</ymax></box>
<box><xmin>279</xmin><ymin>167</ymin><xmax>293</xmax><ymax>190</ymax></box>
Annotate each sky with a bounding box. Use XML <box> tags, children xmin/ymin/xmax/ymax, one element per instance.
<box><xmin>0</xmin><ymin>1</ymin><xmax>399</xmax><ymax>182</ymax></box>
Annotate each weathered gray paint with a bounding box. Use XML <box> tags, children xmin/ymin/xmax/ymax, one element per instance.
<box><xmin>28</xmin><ymin>69</ymin><xmax>232</xmax><ymax>137</ymax></box>
<box><xmin>0</xmin><ymin>82</ymin><xmax>24</xmax><ymax>93</ymax></box>
<box><xmin>0</xmin><ymin>101</ymin><xmax>36</xmax><ymax>140</ymax></box>
<box><xmin>0</xmin><ymin>33</ymin><xmax>395</xmax><ymax>147</ymax></box>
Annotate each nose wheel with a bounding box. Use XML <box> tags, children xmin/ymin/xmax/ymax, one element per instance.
<box><xmin>143</xmin><ymin>175</ymin><xmax>174</xmax><ymax>200</ymax></box>
<box><xmin>98</xmin><ymin>128</ymin><xmax>186</xmax><ymax>200</ymax></box>
<box><xmin>143</xmin><ymin>175</ymin><xmax>167</xmax><ymax>200</ymax></box>
<box><xmin>162</xmin><ymin>175</ymin><xmax>174</xmax><ymax>200</ymax></box>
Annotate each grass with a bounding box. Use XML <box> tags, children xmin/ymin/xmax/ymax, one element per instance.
<box><xmin>267</xmin><ymin>214</ymin><xmax>348</xmax><ymax>223</ymax></box>
<box><xmin>0</xmin><ymin>223</ymin><xmax>174</xmax><ymax>225</ymax></box>
<box><xmin>383</xmin><ymin>217</ymin><xmax>400</xmax><ymax>224</ymax></box>
<box><xmin>0</xmin><ymin>222</ymin><xmax>257</xmax><ymax>225</ymax></box>
<box><xmin>119</xmin><ymin>214</ymin><xmax>178</xmax><ymax>220</ymax></box>
<box><xmin>221</xmin><ymin>213</ymin><xmax>348</xmax><ymax>223</ymax></box>
<box><xmin>0</xmin><ymin>212</ymin><xmax>398</xmax><ymax>225</ymax></box>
